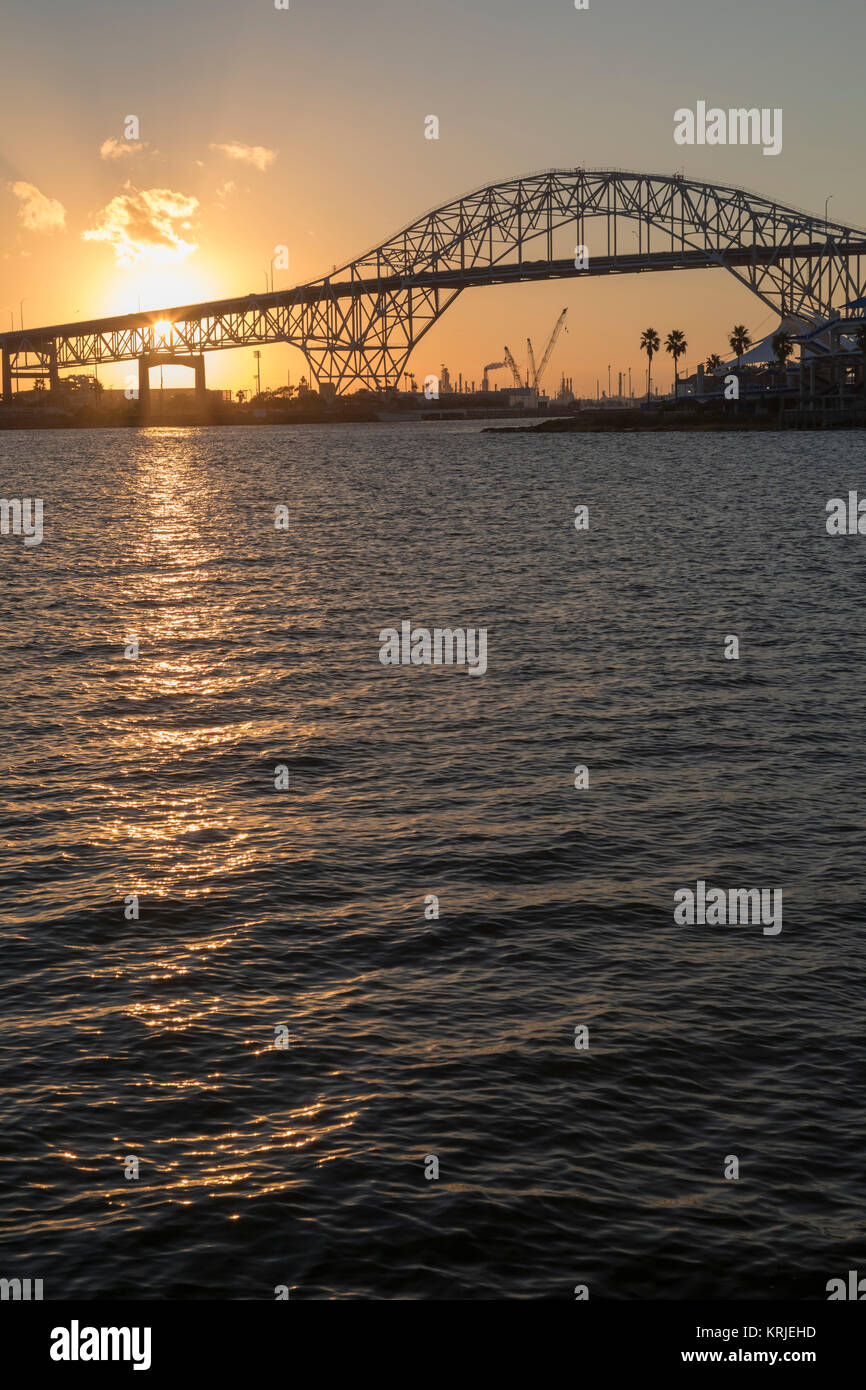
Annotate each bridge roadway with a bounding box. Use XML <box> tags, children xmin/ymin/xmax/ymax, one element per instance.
<box><xmin>4</xmin><ymin>241</ymin><xmax>866</xmax><ymax>387</ymax></box>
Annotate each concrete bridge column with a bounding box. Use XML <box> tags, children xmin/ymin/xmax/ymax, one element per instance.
<box><xmin>138</xmin><ymin>357</ymin><xmax>151</xmax><ymax>421</ymax></box>
<box><xmin>2</xmin><ymin>347</ymin><xmax>11</xmax><ymax>403</ymax></box>
<box><xmin>193</xmin><ymin>355</ymin><xmax>206</xmax><ymax>404</ymax></box>
<box><xmin>48</xmin><ymin>342</ymin><xmax>60</xmax><ymax>396</ymax></box>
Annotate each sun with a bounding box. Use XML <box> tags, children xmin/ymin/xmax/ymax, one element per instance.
<box><xmin>99</xmin><ymin>262</ymin><xmax>217</xmax><ymax>320</ymax></box>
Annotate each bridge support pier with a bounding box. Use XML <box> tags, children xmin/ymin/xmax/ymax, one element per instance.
<box><xmin>47</xmin><ymin>342</ymin><xmax>60</xmax><ymax>398</ymax></box>
<box><xmin>136</xmin><ymin>352</ymin><xmax>207</xmax><ymax>422</ymax></box>
<box><xmin>138</xmin><ymin>356</ymin><xmax>152</xmax><ymax>422</ymax></box>
<box><xmin>2</xmin><ymin>346</ymin><xmax>11</xmax><ymax>403</ymax></box>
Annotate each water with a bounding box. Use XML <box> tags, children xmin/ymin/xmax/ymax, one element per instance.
<box><xmin>1</xmin><ymin>422</ymin><xmax>864</xmax><ymax>1300</ymax></box>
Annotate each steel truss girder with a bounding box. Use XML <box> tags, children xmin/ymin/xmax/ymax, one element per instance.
<box><xmin>3</xmin><ymin>170</ymin><xmax>865</xmax><ymax>395</ymax></box>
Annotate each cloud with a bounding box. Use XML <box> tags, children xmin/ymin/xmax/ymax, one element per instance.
<box><xmin>215</xmin><ymin>180</ymin><xmax>236</xmax><ymax>206</ymax></box>
<box><xmin>100</xmin><ymin>137</ymin><xmax>147</xmax><ymax>160</ymax></box>
<box><xmin>10</xmin><ymin>181</ymin><xmax>67</xmax><ymax>233</ymax></box>
<box><xmin>210</xmin><ymin>141</ymin><xmax>277</xmax><ymax>172</ymax></box>
<box><xmin>82</xmin><ymin>183</ymin><xmax>199</xmax><ymax>265</ymax></box>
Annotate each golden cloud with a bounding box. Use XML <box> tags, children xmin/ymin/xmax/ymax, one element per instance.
<box><xmin>10</xmin><ymin>181</ymin><xmax>67</xmax><ymax>233</ymax></box>
<box><xmin>100</xmin><ymin>137</ymin><xmax>147</xmax><ymax>160</ymax></box>
<box><xmin>210</xmin><ymin>141</ymin><xmax>277</xmax><ymax>172</ymax></box>
<box><xmin>82</xmin><ymin>183</ymin><xmax>199</xmax><ymax>265</ymax></box>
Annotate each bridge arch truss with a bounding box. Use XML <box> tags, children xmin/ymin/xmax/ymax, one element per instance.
<box><xmin>2</xmin><ymin>169</ymin><xmax>865</xmax><ymax>397</ymax></box>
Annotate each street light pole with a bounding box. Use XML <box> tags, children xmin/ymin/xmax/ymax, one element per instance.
<box><xmin>267</xmin><ymin>250</ymin><xmax>284</xmax><ymax>292</ymax></box>
<box><xmin>19</xmin><ymin>299</ymin><xmax>27</xmax><ymax>330</ymax></box>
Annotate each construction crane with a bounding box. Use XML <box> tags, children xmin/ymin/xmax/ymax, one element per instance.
<box><xmin>526</xmin><ymin>338</ymin><xmax>538</xmax><ymax>390</ymax></box>
<box><xmin>527</xmin><ymin>308</ymin><xmax>568</xmax><ymax>394</ymax></box>
<box><xmin>503</xmin><ymin>345</ymin><xmax>523</xmax><ymax>389</ymax></box>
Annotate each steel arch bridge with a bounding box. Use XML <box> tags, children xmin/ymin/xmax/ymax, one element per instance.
<box><xmin>3</xmin><ymin>168</ymin><xmax>866</xmax><ymax>398</ymax></box>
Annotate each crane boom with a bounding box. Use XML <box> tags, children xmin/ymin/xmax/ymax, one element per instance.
<box><xmin>503</xmin><ymin>345</ymin><xmax>523</xmax><ymax>390</ymax></box>
<box><xmin>526</xmin><ymin>338</ymin><xmax>538</xmax><ymax>391</ymax></box>
<box><xmin>534</xmin><ymin>308</ymin><xmax>568</xmax><ymax>391</ymax></box>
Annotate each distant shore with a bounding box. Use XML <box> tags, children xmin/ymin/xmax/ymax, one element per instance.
<box><xmin>484</xmin><ymin>404</ymin><xmax>866</xmax><ymax>433</ymax></box>
<box><xmin>0</xmin><ymin>404</ymin><xmax>380</xmax><ymax>430</ymax></box>
<box><xmin>2</xmin><ymin>401</ymin><xmax>865</xmax><ymax>433</ymax></box>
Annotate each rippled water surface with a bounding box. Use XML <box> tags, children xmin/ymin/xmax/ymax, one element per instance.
<box><xmin>1</xmin><ymin>422</ymin><xmax>864</xmax><ymax>1299</ymax></box>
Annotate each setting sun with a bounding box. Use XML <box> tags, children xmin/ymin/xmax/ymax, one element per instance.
<box><xmin>94</xmin><ymin>263</ymin><xmax>219</xmax><ymax>324</ymax></box>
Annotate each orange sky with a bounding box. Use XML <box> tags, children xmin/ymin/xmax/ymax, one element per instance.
<box><xmin>2</xmin><ymin>0</ymin><xmax>864</xmax><ymax>396</ymax></box>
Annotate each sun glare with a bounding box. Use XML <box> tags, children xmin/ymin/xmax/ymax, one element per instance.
<box><xmin>98</xmin><ymin>262</ymin><xmax>217</xmax><ymax>320</ymax></box>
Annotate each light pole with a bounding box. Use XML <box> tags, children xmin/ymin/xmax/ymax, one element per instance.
<box><xmin>254</xmin><ymin>350</ymin><xmax>262</xmax><ymax>399</ymax></box>
<box><xmin>19</xmin><ymin>298</ymin><xmax>27</xmax><ymax>330</ymax></box>
<box><xmin>824</xmin><ymin>195</ymin><xmax>833</xmax><ymax>230</ymax></box>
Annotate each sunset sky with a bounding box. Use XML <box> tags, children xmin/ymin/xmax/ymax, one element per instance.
<box><xmin>1</xmin><ymin>0</ymin><xmax>864</xmax><ymax>394</ymax></box>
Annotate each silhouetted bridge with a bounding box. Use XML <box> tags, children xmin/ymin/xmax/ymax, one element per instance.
<box><xmin>2</xmin><ymin>169</ymin><xmax>865</xmax><ymax>398</ymax></box>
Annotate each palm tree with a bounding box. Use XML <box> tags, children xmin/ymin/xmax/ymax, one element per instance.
<box><xmin>729</xmin><ymin>324</ymin><xmax>752</xmax><ymax>368</ymax></box>
<box><xmin>771</xmin><ymin>332</ymin><xmax>794</xmax><ymax>418</ymax></box>
<box><xmin>772</xmin><ymin>331</ymin><xmax>794</xmax><ymax>386</ymax></box>
<box><xmin>705</xmin><ymin>353</ymin><xmax>723</xmax><ymax>374</ymax></box>
<box><xmin>640</xmin><ymin>327</ymin><xmax>660</xmax><ymax>401</ymax></box>
<box><xmin>772</xmin><ymin>331</ymin><xmax>793</xmax><ymax>364</ymax></box>
<box><xmin>728</xmin><ymin>326</ymin><xmax>752</xmax><ymax>410</ymax></box>
<box><xmin>665</xmin><ymin>329</ymin><xmax>688</xmax><ymax>400</ymax></box>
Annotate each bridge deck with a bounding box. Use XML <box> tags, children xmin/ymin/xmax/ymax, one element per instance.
<box><xmin>2</xmin><ymin>242</ymin><xmax>865</xmax><ymax>356</ymax></box>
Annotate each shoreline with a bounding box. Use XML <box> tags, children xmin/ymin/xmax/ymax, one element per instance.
<box><xmin>2</xmin><ymin>404</ymin><xmax>865</xmax><ymax>433</ymax></box>
<box><xmin>484</xmin><ymin>406</ymin><xmax>866</xmax><ymax>434</ymax></box>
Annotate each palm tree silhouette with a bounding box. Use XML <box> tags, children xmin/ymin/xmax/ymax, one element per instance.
<box><xmin>772</xmin><ymin>331</ymin><xmax>793</xmax><ymax>371</ymax></box>
<box><xmin>665</xmin><ymin>329</ymin><xmax>688</xmax><ymax>401</ymax></box>
<box><xmin>705</xmin><ymin>353</ymin><xmax>723</xmax><ymax>373</ymax></box>
<box><xmin>729</xmin><ymin>324</ymin><xmax>752</xmax><ymax>368</ymax></box>
<box><xmin>772</xmin><ymin>331</ymin><xmax>794</xmax><ymax>418</ymax></box>
<box><xmin>640</xmin><ymin>327</ymin><xmax>660</xmax><ymax>402</ymax></box>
